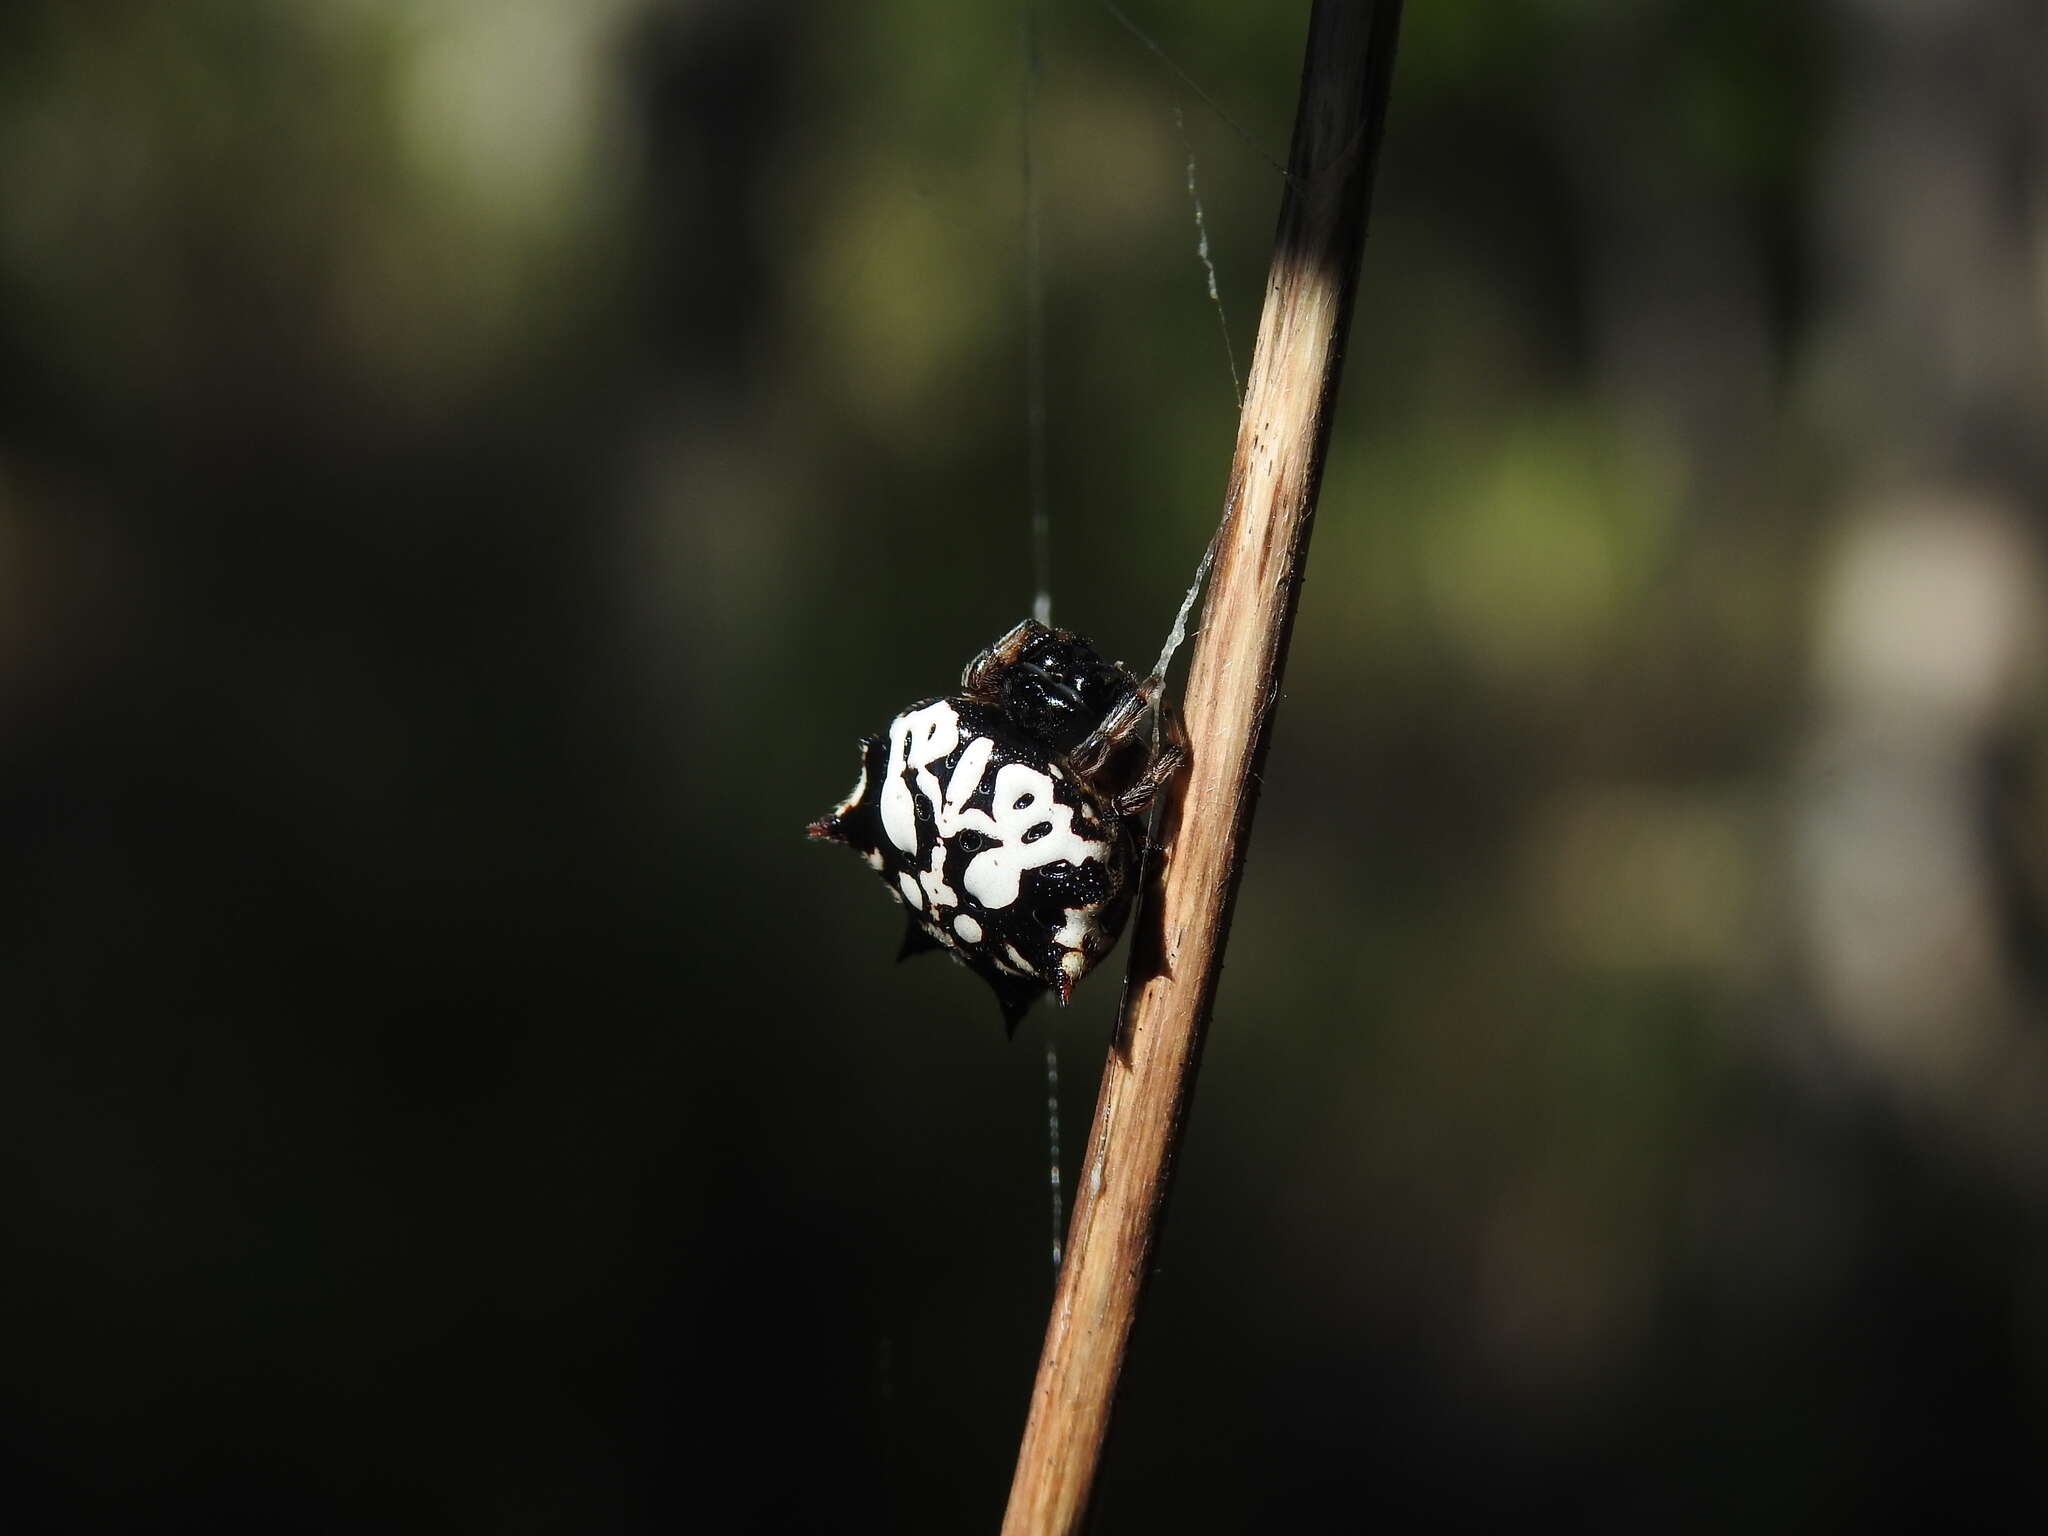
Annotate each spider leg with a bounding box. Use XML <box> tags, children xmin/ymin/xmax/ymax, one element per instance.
<box><xmin>1067</xmin><ymin>676</ymin><xmax>1159</xmax><ymax>778</ymax></box>
<box><xmin>961</xmin><ymin>618</ymin><xmax>1050</xmax><ymax>700</ymax></box>
<box><xmin>1112</xmin><ymin>700</ymin><xmax>1188</xmax><ymax>817</ymax></box>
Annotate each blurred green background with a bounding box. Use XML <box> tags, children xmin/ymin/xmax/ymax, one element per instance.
<box><xmin>4</xmin><ymin>0</ymin><xmax>2046</xmax><ymax>1529</ymax></box>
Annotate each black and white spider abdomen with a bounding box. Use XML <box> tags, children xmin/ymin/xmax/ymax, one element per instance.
<box><xmin>809</xmin><ymin>621</ymin><xmax>1184</xmax><ymax>1033</ymax></box>
<box><xmin>817</xmin><ymin>695</ymin><xmax>1135</xmax><ymax>1027</ymax></box>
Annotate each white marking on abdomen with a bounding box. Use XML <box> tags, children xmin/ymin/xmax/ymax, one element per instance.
<box><xmin>1052</xmin><ymin>904</ymin><xmax>1106</xmax><ymax>951</ymax></box>
<box><xmin>879</xmin><ymin>702</ymin><xmax>1108</xmax><ymax>915</ymax></box>
<box><xmin>952</xmin><ymin>913</ymin><xmax>983</xmax><ymax>943</ymax></box>
<box><xmin>959</xmin><ymin>762</ymin><xmax>1108</xmax><ymax>910</ymax></box>
<box><xmin>942</xmin><ymin>735</ymin><xmax>994</xmax><ymax>822</ymax></box>
<box><xmin>833</xmin><ymin>759</ymin><xmax>870</xmax><ymax>816</ymax></box>
<box><xmin>881</xmin><ymin>702</ymin><xmax>961</xmax><ymax>857</ymax></box>
<box><xmin>898</xmin><ymin>872</ymin><xmax>923</xmax><ymax>908</ymax></box>
<box><xmin>919</xmin><ymin>841</ymin><xmax>959</xmax><ymax>913</ymax></box>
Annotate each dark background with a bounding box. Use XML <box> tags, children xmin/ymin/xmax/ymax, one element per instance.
<box><xmin>4</xmin><ymin>1</ymin><xmax>2046</xmax><ymax>1529</ymax></box>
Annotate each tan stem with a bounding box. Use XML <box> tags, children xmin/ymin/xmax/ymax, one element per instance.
<box><xmin>998</xmin><ymin>4</ymin><xmax>1404</xmax><ymax>1531</ymax></box>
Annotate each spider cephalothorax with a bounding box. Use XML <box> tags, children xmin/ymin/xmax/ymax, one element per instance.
<box><xmin>809</xmin><ymin>619</ymin><xmax>1186</xmax><ymax>1033</ymax></box>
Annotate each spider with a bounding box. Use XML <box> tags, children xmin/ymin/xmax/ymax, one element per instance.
<box><xmin>809</xmin><ymin>619</ymin><xmax>1187</xmax><ymax>1033</ymax></box>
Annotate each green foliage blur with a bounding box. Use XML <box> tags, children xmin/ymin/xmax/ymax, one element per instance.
<box><xmin>3</xmin><ymin>1</ymin><xmax>2044</xmax><ymax>1530</ymax></box>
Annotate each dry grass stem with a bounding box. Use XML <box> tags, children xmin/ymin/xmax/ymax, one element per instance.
<box><xmin>999</xmin><ymin>4</ymin><xmax>1404</xmax><ymax>1531</ymax></box>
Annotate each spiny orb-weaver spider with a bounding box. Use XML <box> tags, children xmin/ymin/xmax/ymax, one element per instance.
<box><xmin>809</xmin><ymin>619</ymin><xmax>1186</xmax><ymax>1033</ymax></box>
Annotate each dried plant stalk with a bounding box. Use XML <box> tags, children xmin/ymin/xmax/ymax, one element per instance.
<box><xmin>999</xmin><ymin>5</ymin><xmax>1404</xmax><ymax>1531</ymax></box>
